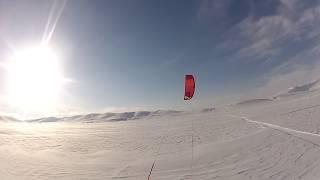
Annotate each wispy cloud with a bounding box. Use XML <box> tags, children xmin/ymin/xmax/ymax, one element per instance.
<box><xmin>215</xmin><ymin>0</ymin><xmax>320</xmax><ymax>62</ymax></box>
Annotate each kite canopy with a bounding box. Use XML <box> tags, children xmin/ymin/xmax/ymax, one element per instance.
<box><xmin>184</xmin><ymin>75</ymin><xmax>195</xmax><ymax>100</ymax></box>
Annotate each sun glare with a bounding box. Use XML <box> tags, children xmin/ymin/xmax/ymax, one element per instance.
<box><xmin>5</xmin><ymin>46</ymin><xmax>65</xmax><ymax>112</ymax></box>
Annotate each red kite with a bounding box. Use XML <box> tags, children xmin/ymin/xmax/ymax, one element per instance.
<box><xmin>184</xmin><ymin>75</ymin><xmax>195</xmax><ymax>100</ymax></box>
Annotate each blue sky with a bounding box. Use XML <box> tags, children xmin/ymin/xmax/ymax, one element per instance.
<box><xmin>1</xmin><ymin>0</ymin><xmax>320</xmax><ymax>118</ymax></box>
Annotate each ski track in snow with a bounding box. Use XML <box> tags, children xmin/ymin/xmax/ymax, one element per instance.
<box><xmin>229</xmin><ymin>115</ymin><xmax>320</xmax><ymax>139</ymax></box>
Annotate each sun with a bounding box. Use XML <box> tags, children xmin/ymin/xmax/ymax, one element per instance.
<box><xmin>4</xmin><ymin>45</ymin><xmax>66</xmax><ymax>112</ymax></box>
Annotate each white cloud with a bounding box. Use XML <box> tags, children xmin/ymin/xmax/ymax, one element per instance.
<box><xmin>220</xmin><ymin>1</ymin><xmax>320</xmax><ymax>62</ymax></box>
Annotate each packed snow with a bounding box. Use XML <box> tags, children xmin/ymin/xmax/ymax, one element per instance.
<box><xmin>3</xmin><ymin>89</ymin><xmax>320</xmax><ymax>179</ymax></box>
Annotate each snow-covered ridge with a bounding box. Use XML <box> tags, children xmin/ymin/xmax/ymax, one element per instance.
<box><xmin>0</xmin><ymin>116</ymin><xmax>19</xmax><ymax>122</ymax></box>
<box><xmin>25</xmin><ymin>110</ymin><xmax>184</xmax><ymax>123</ymax></box>
<box><xmin>1</xmin><ymin>109</ymin><xmax>218</xmax><ymax>123</ymax></box>
<box><xmin>274</xmin><ymin>79</ymin><xmax>320</xmax><ymax>99</ymax></box>
<box><xmin>288</xmin><ymin>79</ymin><xmax>319</xmax><ymax>93</ymax></box>
<box><xmin>235</xmin><ymin>98</ymin><xmax>273</xmax><ymax>106</ymax></box>
<box><xmin>201</xmin><ymin>107</ymin><xmax>215</xmax><ymax>113</ymax></box>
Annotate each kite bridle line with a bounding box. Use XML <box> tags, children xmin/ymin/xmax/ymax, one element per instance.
<box><xmin>190</xmin><ymin>113</ymin><xmax>195</xmax><ymax>178</ymax></box>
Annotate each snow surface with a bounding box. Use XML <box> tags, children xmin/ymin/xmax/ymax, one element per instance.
<box><xmin>3</xmin><ymin>91</ymin><xmax>320</xmax><ymax>179</ymax></box>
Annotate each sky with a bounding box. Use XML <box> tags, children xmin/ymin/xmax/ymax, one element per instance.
<box><xmin>0</xmin><ymin>0</ymin><xmax>320</xmax><ymax>119</ymax></box>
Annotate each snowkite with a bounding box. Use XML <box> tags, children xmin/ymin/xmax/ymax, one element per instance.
<box><xmin>184</xmin><ymin>75</ymin><xmax>195</xmax><ymax>100</ymax></box>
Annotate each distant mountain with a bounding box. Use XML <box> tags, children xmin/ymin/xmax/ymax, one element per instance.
<box><xmin>26</xmin><ymin>110</ymin><xmax>184</xmax><ymax>123</ymax></box>
<box><xmin>236</xmin><ymin>99</ymin><xmax>273</xmax><ymax>106</ymax></box>
<box><xmin>0</xmin><ymin>116</ymin><xmax>19</xmax><ymax>122</ymax></box>
<box><xmin>288</xmin><ymin>80</ymin><xmax>319</xmax><ymax>93</ymax></box>
<box><xmin>201</xmin><ymin>108</ymin><xmax>215</xmax><ymax>113</ymax></box>
<box><xmin>274</xmin><ymin>79</ymin><xmax>320</xmax><ymax>99</ymax></box>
